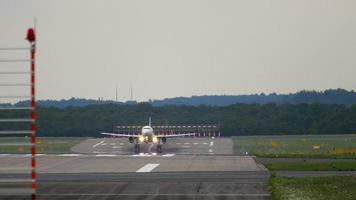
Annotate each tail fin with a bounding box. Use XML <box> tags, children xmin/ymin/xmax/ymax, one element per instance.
<box><xmin>149</xmin><ymin>117</ymin><xmax>152</xmax><ymax>127</ymax></box>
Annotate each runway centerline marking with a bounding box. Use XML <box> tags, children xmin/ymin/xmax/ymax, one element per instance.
<box><xmin>136</xmin><ymin>163</ymin><xmax>160</xmax><ymax>172</ymax></box>
<box><xmin>162</xmin><ymin>154</ymin><xmax>175</xmax><ymax>157</ymax></box>
<box><xmin>131</xmin><ymin>153</ymin><xmax>152</xmax><ymax>157</ymax></box>
<box><xmin>95</xmin><ymin>154</ymin><xmax>116</xmax><ymax>157</ymax></box>
<box><xmin>210</xmin><ymin>141</ymin><xmax>214</xmax><ymax>147</ymax></box>
<box><xmin>92</xmin><ymin>140</ymin><xmax>105</xmax><ymax>148</ymax></box>
<box><xmin>58</xmin><ymin>154</ymin><xmax>81</xmax><ymax>157</ymax></box>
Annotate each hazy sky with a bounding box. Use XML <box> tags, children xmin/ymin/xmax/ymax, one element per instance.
<box><xmin>1</xmin><ymin>0</ymin><xmax>355</xmax><ymax>102</ymax></box>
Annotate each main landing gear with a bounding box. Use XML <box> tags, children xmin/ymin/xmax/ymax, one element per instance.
<box><xmin>134</xmin><ymin>143</ymin><xmax>162</xmax><ymax>154</ymax></box>
<box><xmin>134</xmin><ymin>144</ymin><xmax>140</xmax><ymax>154</ymax></box>
<box><xmin>156</xmin><ymin>144</ymin><xmax>162</xmax><ymax>153</ymax></box>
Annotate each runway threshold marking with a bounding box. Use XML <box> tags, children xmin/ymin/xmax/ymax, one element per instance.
<box><xmin>92</xmin><ymin>140</ymin><xmax>105</xmax><ymax>148</ymax></box>
<box><xmin>136</xmin><ymin>163</ymin><xmax>160</xmax><ymax>172</ymax></box>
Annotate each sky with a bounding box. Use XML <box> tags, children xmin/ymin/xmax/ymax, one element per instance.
<box><xmin>0</xmin><ymin>0</ymin><xmax>355</xmax><ymax>102</ymax></box>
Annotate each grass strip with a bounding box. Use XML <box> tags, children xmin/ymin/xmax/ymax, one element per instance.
<box><xmin>268</xmin><ymin>176</ymin><xmax>356</xmax><ymax>200</ymax></box>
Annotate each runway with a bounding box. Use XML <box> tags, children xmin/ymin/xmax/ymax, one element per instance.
<box><xmin>0</xmin><ymin>137</ymin><xmax>271</xmax><ymax>199</ymax></box>
<box><xmin>71</xmin><ymin>137</ymin><xmax>233</xmax><ymax>155</ymax></box>
<box><xmin>0</xmin><ymin>172</ymin><xmax>270</xmax><ymax>200</ymax></box>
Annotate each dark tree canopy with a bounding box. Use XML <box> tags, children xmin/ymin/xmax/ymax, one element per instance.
<box><xmin>1</xmin><ymin>103</ymin><xmax>355</xmax><ymax>137</ymax></box>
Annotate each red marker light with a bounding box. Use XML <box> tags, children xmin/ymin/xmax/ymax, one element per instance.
<box><xmin>26</xmin><ymin>28</ymin><xmax>36</xmax><ymax>43</ymax></box>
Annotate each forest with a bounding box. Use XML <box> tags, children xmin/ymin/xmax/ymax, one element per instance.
<box><xmin>1</xmin><ymin>103</ymin><xmax>355</xmax><ymax>137</ymax></box>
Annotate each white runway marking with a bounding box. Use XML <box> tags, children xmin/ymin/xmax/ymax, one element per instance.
<box><xmin>92</xmin><ymin>140</ymin><xmax>105</xmax><ymax>148</ymax></box>
<box><xmin>93</xmin><ymin>151</ymin><xmax>107</xmax><ymax>154</ymax></box>
<box><xmin>162</xmin><ymin>154</ymin><xmax>175</xmax><ymax>157</ymax></box>
<box><xmin>109</xmin><ymin>143</ymin><xmax>116</xmax><ymax>145</ymax></box>
<box><xmin>209</xmin><ymin>149</ymin><xmax>213</xmax><ymax>153</ymax></box>
<box><xmin>184</xmin><ymin>142</ymin><xmax>190</xmax><ymax>145</ymax></box>
<box><xmin>132</xmin><ymin>153</ymin><xmax>152</xmax><ymax>157</ymax></box>
<box><xmin>193</xmin><ymin>143</ymin><xmax>199</xmax><ymax>145</ymax></box>
<box><xmin>182</xmin><ymin>145</ymin><xmax>190</xmax><ymax>148</ymax></box>
<box><xmin>203</xmin><ymin>142</ymin><xmax>208</xmax><ymax>145</ymax></box>
<box><xmin>58</xmin><ymin>154</ymin><xmax>81</xmax><ymax>157</ymax></box>
<box><xmin>95</xmin><ymin>154</ymin><xmax>116</xmax><ymax>157</ymax></box>
<box><xmin>210</xmin><ymin>141</ymin><xmax>214</xmax><ymax>147</ymax></box>
<box><xmin>112</xmin><ymin>146</ymin><xmax>122</xmax><ymax>149</ymax></box>
<box><xmin>101</xmin><ymin>143</ymin><xmax>107</xmax><ymax>146</ymax></box>
<box><xmin>136</xmin><ymin>163</ymin><xmax>160</xmax><ymax>172</ymax></box>
<box><xmin>0</xmin><ymin>154</ymin><xmax>32</xmax><ymax>157</ymax></box>
<box><xmin>119</xmin><ymin>143</ymin><xmax>124</xmax><ymax>145</ymax></box>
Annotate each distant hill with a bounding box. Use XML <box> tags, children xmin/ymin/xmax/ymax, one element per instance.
<box><xmin>11</xmin><ymin>88</ymin><xmax>356</xmax><ymax>108</ymax></box>
<box><xmin>151</xmin><ymin>89</ymin><xmax>356</xmax><ymax>106</ymax></box>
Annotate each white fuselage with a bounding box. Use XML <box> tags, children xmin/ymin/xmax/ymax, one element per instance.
<box><xmin>139</xmin><ymin>126</ymin><xmax>157</xmax><ymax>143</ymax></box>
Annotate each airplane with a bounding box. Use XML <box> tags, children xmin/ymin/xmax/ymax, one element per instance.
<box><xmin>101</xmin><ymin>117</ymin><xmax>195</xmax><ymax>153</ymax></box>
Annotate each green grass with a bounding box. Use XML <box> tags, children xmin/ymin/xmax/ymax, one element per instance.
<box><xmin>269</xmin><ymin>176</ymin><xmax>356</xmax><ymax>200</ymax></box>
<box><xmin>266</xmin><ymin>161</ymin><xmax>356</xmax><ymax>171</ymax></box>
<box><xmin>0</xmin><ymin>137</ymin><xmax>86</xmax><ymax>153</ymax></box>
<box><xmin>233</xmin><ymin>134</ymin><xmax>356</xmax><ymax>158</ymax></box>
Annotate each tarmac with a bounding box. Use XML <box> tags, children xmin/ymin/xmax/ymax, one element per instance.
<box><xmin>0</xmin><ymin>137</ymin><xmax>271</xmax><ymax>200</ymax></box>
<box><xmin>71</xmin><ymin>137</ymin><xmax>234</xmax><ymax>155</ymax></box>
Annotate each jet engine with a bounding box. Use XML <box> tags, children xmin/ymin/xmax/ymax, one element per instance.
<box><xmin>161</xmin><ymin>137</ymin><xmax>167</xmax><ymax>144</ymax></box>
<box><xmin>129</xmin><ymin>137</ymin><xmax>134</xmax><ymax>143</ymax></box>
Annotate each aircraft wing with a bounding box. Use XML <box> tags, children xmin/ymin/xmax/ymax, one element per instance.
<box><xmin>101</xmin><ymin>132</ymin><xmax>140</xmax><ymax>137</ymax></box>
<box><xmin>156</xmin><ymin>133</ymin><xmax>196</xmax><ymax>138</ymax></box>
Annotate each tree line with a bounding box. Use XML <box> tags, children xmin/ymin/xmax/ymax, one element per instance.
<box><xmin>1</xmin><ymin>103</ymin><xmax>355</xmax><ymax>137</ymax></box>
<box><xmin>11</xmin><ymin>88</ymin><xmax>356</xmax><ymax>108</ymax></box>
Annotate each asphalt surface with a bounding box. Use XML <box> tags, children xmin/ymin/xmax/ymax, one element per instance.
<box><xmin>0</xmin><ymin>137</ymin><xmax>271</xmax><ymax>200</ymax></box>
<box><xmin>0</xmin><ymin>154</ymin><xmax>265</xmax><ymax>173</ymax></box>
<box><xmin>71</xmin><ymin>137</ymin><xmax>233</xmax><ymax>155</ymax></box>
<box><xmin>0</xmin><ymin>171</ymin><xmax>271</xmax><ymax>200</ymax></box>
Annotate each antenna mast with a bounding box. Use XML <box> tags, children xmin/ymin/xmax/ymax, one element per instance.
<box><xmin>115</xmin><ymin>85</ymin><xmax>118</xmax><ymax>102</ymax></box>
<box><xmin>130</xmin><ymin>85</ymin><xmax>133</xmax><ymax>101</ymax></box>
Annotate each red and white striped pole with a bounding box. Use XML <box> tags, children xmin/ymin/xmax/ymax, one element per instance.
<box><xmin>27</xmin><ymin>28</ymin><xmax>37</xmax><ymax>200</ymax></box>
